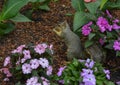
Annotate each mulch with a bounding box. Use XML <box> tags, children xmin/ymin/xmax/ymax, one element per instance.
<box><xmin>0</xmin><ymin>0</ymin><xmax>120</xmax><ymax>85</ymax></box>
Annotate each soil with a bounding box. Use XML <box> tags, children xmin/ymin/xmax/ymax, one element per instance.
<box><xmin>0</xmin><ymin>0</ymin><xmax>120</xmax><ymax>85</ymax></box>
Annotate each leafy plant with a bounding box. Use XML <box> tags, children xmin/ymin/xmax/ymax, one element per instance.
<box><xmin>56</xmin><ymin>58</ymin><xmax>115</xmax><ymax>85</ymax></box>
<box><xmin>0</xmin><ymin>43</ymin><xmax>56</xmax><ymax>85</ymax></box>
<box><xmin>0</xmin><ymin>0</ymin><xmax>31</xmax><ymax>35</ymax></box>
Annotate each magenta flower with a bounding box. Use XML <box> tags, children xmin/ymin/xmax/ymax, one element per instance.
<box><xmin>82</xmin><ymin>22</ymin><xmax>92</xmax><ymax>36</ymax></box>
<box><xmin>30</xmin><ymin>59</ymin><xmax>39</xmax><ymax>69</ymax></box>
<box><xmin>46</xmin><ymin>65</ymin><xmax>53</xmax><ymax>76</ymax></box>
<box><xmin>106</xmin><ymin>10</ymin><xmax>112</xmax><ymax>18</ymax></box>
<box><xmin>113</xmin><ymin>40</ymin><xmax>120</xmax><ymax>51</ymax></box>
<box><xmin>99</xmin><ymin>38</ymin><xmax>105</xmax><ymax>45</ymax></box>
<box><xmin>11</xmin><ymin>45</ymin><xmax>25</xmax><ymax>54</ymax></box>
<box><xmin>34</xmin><ymin>43</ymin><xmax>47</xmax><ymax>55</ymax></box>
<box><xmin>112</xmin><ymin>23</ymin><xmax>120</xmax><ymax>30</ymax></box>
<box><xmin>39</xmin><ymin>58</ymin><xmax>49</xmax><ymax>68</ymax></box>
<box><xmin>57</xmin><ymin>66</ymin><xmax>66</xmax><ymax>77</ymax></box>
<box><xmin>97</xmin><ymin>17</ymin><xmax>112</xmax><ymax>32</ymax></box>
<box><xmin>22</xmin><ymin>63</ymin><xmax>32</xmax><ymax>74</ymax></box>
<box><xmin>103</xmin><ymin>69</ymin><xmax>110</xmax><ymax>79</ymax></box>
<box><xmin>26</xmin><ymin>76</ymin><xmax>38</xmax><ymax>85</ymax></box>
<box><xmin>59</xmin><ymin>80</ymin><xmax>64</xmax><ymax>84</ymax></box>
<box><xmin>4</xmin><ymin>56</ymin><xmax>11</xmax><ymax>66</ymax></box>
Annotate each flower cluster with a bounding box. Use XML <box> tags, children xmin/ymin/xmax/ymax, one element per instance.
<box><xmin>56</xmin><ymin>58</ymin><xmax>112</xmax><ymax>85</ymax></box>
<box><xmin>81</xmin><ymin>10</ymin><xmax>120</xmax><ymax>56</ymax></box>
<box><xmin>1</xmin><ymin>43</ymin><xmax>54</xmax><ymax>85</ymax></box>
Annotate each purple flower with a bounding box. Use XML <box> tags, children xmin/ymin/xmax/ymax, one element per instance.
<box><xmin>82</xmin><ymin>22</ymin><xmax>92</xmax><ymax>36</ymax></box>
<box><xmin>59</xmin><ymin>80</ymin><xmax>64</xmax><ymax>84</ymax></box>
<box><xmin>46</xmin><ymin>65</ymin><xmax>53</xmax><ymax>76</ymax></box>
<box><xmin>21</xmin><ymin>58</ymin><xmax>26</xmax><ymax>63</ymax></box>
<box><xmin>116</xmin><ymin>81</ymin><xmax>120</xmax><ymax>85</ymax></box>
<box><xmin>112</xmin><ymin>23</ymin><xmax>120</xmax><ymax>30</ymax></box>
<box><xmin>22</xmin><ymin>63</ymin><xmax>32</xmax><ymax>74</ymax></box>
<box><xmin>103</xmin><ymin>69</ymin><xmax>110</xmax><ymax>79</ymax></box>
<box><xmin>36</xmin><ymin>83</ymin><xmax>42</xmax><ymax>85</ymax></box>
<box><xmin>81</xmin><ymin>69</ymin><xmax>93</xmax><ymax>77</ymax></box>
<box><xmin>57</xmin><ymin>66</ymin><xmax>66</xmax><ymax>77</ymax></box>
<box><xmin>113</xmin><ymin>40</ymin><xmax>120</xmax><ymax>51</ymax></box>
<box><xmin>34</xmin><ymin>43</ymin><xmax>47</xmax><ymax>55</ymax></box>
<box><xmin>85</xmin><ymin>59</ymin><xmax>94</xmax><ymax>68</ymax></box>
<box><xmin>23</xmin><ymin>50</ymin><xmax>31</xmax><ymax>59</ymax></box>
<box><xmin>41</xmin><ymin>77</ymin><xmax>50</xmax><ymax>85</ymax></box>
<box><xmin>39</xmin><ymin>58</ymin><xmax>49</xmax><ymax>68</ymax></box>
<box><xmin>0</xmin><ymin>68</ymin><xmax>12</xmax><ymax>77</ymax></box>
<box><xmin>4</xmin><ymin>56</ymin><xmax>11</xmax><ymax>66</ymax></box>
<box><xmin>83</xmin><ymin>74</ymin><xmax>96</xmax><ymax>85</ymax></box>
<box><xmin>106</xmin><ymin>10</ymin><xmax>112</xmax><ymax>18</ymax></box>
<box><xmin>26</xmin><ymin>76</ymin><xmax>38</xmax><ymax>85</ymax></box>
<box><xmin>97</xmin><ymin>17</ymin><xmax>112</xmax><ymax>32</ymax></box>
<box><xmin>30</xmin><ymin>59</ymin><xmax>39</xmax><ymax>69</ymax></box>
<box><xmin>113</xmin><ymin>19</ymin><xmax>119</xmax><ymax>23</ymax></box>
<box><xmin>11</xmin><ymin>45</ymin><xmax>25</xmax><ymax>54</ymax></box>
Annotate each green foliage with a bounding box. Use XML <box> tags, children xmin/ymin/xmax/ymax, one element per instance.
<box><xmin>0</xmin><ymin>0</ymin><xmax>31</xmax><ymax>35</ymax></box>
<box><xmin>56</xmin><ymin>58</ymin><xmax>115</xmax><ymax>85</ymax></box>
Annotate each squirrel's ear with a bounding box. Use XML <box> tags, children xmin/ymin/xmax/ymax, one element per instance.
<box><xmin>64</xmin><ymin>20</ymin><xmax>70</xmax><ymax>29</ymax></box>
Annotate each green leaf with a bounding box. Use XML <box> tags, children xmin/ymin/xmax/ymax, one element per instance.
<box><xmin>85</xmin><ymin>0</ymin><xmax>102</xmax><ymax>14</ymax></box>
<box><xmin>73</xmin><ymin>12</ymin><xmax>89</xmax><ymax>31</ymax></box>
<box><xmin>15</xmin><ymin>82</ymin><xmax>21</xmax><ymax>85</ymax></box>
<box><xmin>0</xmin><ymin>22</ymin><xmax>15</xmax><ymax>35</ymax></box>
<box><xmin>100</xmin><ymin>0</ymin><xmax>108</xmax><ymax>10</ymax></box>
<box><xmin>71</xmin><ymin>0</ymin><xmax>85</xmax><ymax>11</ymax></box>
<box><xmin>0</xmin><ymin>0</ymin><xmax>29</xmax><ymax>21</ymax></box>
<box><xmin>16</xmin><ymin>65</ymin><xmax>21</xmax><ymax>70</ymax></box>
<box><xmin>85</xmin><ymin>40</ymin><xmax>94</xmax><ymax>48</ymax></box>
<box><xmin>96</xmin><ymin>80</ymin><xmax>103</xmax><ymax>85</ymax></box>
<box><xmin>104</xmin><ymin>43</ymin><xmax>113</xmax><ymax>49</ymax></box>
<box><xmin>88</xmin><ymin>33</ymin><xmax>96</xmax><ymax>40</ymax></box>
<box><xmin>116</xmin><ymin>51</ymin><xmax>120</xmax><ymax>57</ymax></box>
<box><xmin>39</xmin><ymin>4</ymin><xmax>50</xmax><ymax>11</ymax></box>
<box><xmin>104</xmin><ymin>81</ymin><xmax>115</xmax><ymax>85</ymax></box>
<box><xmin>11</xmin><ymin>13</ymin><xmax>31</xmax><ymax>22</ymax></box>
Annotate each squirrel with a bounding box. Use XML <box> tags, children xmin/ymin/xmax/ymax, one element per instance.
<box><xmin>53</xmin><ymin>21</ymin><xmax>84</xmax><ymax>61</ymax></box>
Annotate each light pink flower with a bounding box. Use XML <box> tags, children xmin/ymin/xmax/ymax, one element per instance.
<box><xmin>22</xmin><ymin>63</ymin><xmax>32</xmax><ymax>74</ymax></box>
<box><xmin>23</xmin><ymin>50</ymin><xmax>31</xmax><ymax>59</ymax></box>
<box><xmin>41</xmin><ymin>77</ymin><xmax>50</xmax><ymax>85</ymax></box>
<box><xmin>4</xmin><ymin>56</ymin><xmax>11</xmax><ymax>66</ymax></box>
<box><xmin>0</xmin><ymin>68</ymin><xmax>12</xmax><ymax>77</ymax></box>
<box><xmin>57</xmin><ymin>66</ymin><xmax>66</xmax><ymax>77</ymax></box>
<box><xmin>21</xmin><ymin>58</ymin><xmax>26</xmax><ymax>63</ymax></box>
<box><xmin>46</xmin><ymin>65</ymin><xmax>53</xmax><ymax>76</ymax></box>
<box><xmin>39</xmin><ymin>58</ymin><xmax>49</xmax><ymax>68</ymax></box>
<box><xmin>26</xmin><ymin>76</ymin><xmax>38</xmax><ymax>85</ymax></box>
<box><xmin>34</xmin><ymin>43</ymin><xmax>47</xmax><ymax>55</ymax></box>
<box><xmin>30</xmin><ymin>59</ymin><xmax>39</xmax><ymax>69</ymax></box>
<box><xmin>11</xmin><ymin>45</ymin><xmax>25</xmax><ymax>54</ymax></box>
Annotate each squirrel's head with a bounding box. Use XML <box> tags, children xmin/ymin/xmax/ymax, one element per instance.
<box><xmin>53</xmin><ymin>20</ymin><xmax>70</xmax><ymax>37</ymax></box>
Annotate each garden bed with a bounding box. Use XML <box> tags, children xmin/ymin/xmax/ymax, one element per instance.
<box><xmin>0</xmin><ymin>0</ymin><xmax>120</xmax><ymax>85</ymax></box>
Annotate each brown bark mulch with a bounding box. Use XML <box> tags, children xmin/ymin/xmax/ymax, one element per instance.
<box><xmin>0</xmin><ymin>0</ymin><xmax>120</xmax><ymax>85</ymax></box>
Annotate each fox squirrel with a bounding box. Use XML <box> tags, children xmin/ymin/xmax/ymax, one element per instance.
<box><xmin>53</xmin><ymin>21</ymin><xmax>84</xmax><ymax>60</ymax></box>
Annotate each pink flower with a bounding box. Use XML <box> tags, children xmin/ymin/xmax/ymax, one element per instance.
<box><xmin>41</xmin><ymin>77</ymin><xmax>50</xmax><ymax>85</ymax></box>
<box><xmin>39</xmin><ymin>58</ymin><xmax>49</xmax><ymax>68</ymax></box>
<box><xmin>84</xmin><ymin>0</ymin><xmax>91</xmax><ymax>3</ymax></box>
<box><xmin>46</xmin><ymin>65</ymin><xmax>53</xmax><ymax>76</ymax></box>
<box><xmin>4</xmin><ymin>56</ymin><xmax>11</xmax><ymax>66</ymax></box>
<box><xmin>11</xmin><ymin>45</ymin><xmax>25</xmax><ymax>54</ymax></box>
<box><xmin>34</xmin><ymin>43</ymin><xmax>47</xmax><ymax>55</ymax></box>
<box><xmin>23</xmin><ymin>50</ymin><xmax>31</xmax><ymax>59</ymax></box>
<box><xmin>30</xmin><ymin>59</ymin><xmax>39</xmax><ymax>69</ymax></box>
<box><xmin>113</xmin><ymin>40</ymin><xmax>120</xmax><ymax>51</ymax></box>
<box><xmin>22</xmin><ymin>63</ymin><xmax>32</xmax><ymax>74</ymax></box>
<box><xmin>49</xmin><ymin>44</ymin><xmax>54</xmax><ymax>54</ymax></box>
<box><xmin>0</xmin><ymin>68</ymin><xmax>12</xmax><ymax>77</ymax></box>
<box><xmin>112</xmin><ymin>23</ymin><xmax>120</xmax><ymax>30</ymax></box>
<box><xmin>103</xmin><ymin>69</ymin><xmax>110</xmax><ymax>79</ymax></box>
<box><xmin>106</xmin><ymin>10</ymin><xmax>112</xmax><ymax>18</ymax></box>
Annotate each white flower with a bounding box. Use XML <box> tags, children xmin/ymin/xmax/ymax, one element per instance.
<box><xmin>30</xmin><ymin>59</ymin><xmax>39</xmax><ymax>69</ymax></box>
<box><xmin>39</xmin><ymin>58</ymin><xmax>49</xmax><ymax>68</ymax></box>
<box><xmin>26</xmin><ymin>76</ymin><xmax>38</xmax><ymax>85</ymax></box>
<box><xmin>22</xmin><ymin>63</ymin><xmax>32</xmax><ymax>74</ymax></box>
